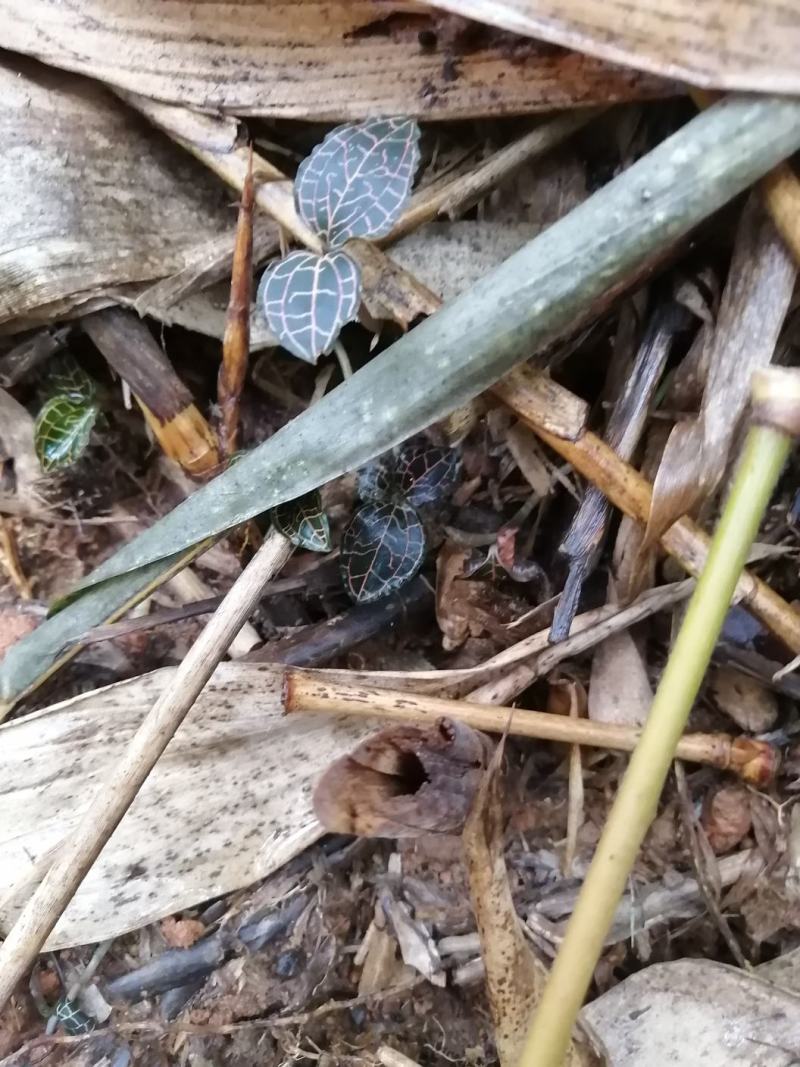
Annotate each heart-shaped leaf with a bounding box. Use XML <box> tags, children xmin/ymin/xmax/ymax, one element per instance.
<box><xmin>272</xmin><ymin>490</ymin><xmax>332</xmax><ymax>553</ymax></box>
<box><xmin>396</xmin><ymin>445</ymin><xmax>461</xmax><ymax>508</ymax></box>
<box><xmin>295</xmin><ymin>118</ymin><xmax>420</xmax><ymax>248</ymax></box>
<box><xmin>259</xmin><ymin>250</ymin><xmax>360</xmax><ymax>364</ymax></box>
<box><xmin>34</xmin><ymin>395</ymin><xmax>99</xmax><ymax>472</ymax></box>
<box><xmin>340</xmin><ymin>501</ymin><xmax>425</xmax><ymax>604</ymax></box>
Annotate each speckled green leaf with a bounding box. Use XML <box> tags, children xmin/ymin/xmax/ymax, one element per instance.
<box><xmin>272</xmin><ymin>490</ymin><xmax>331</xmax><ymax>552</ymax></box>
<box><xmin>34</xmin><ymin>396</ymin><xmax>99</xmax><ymax>472</ymax></box>
<box><xmin>295</xmin><ymin>118</ymin><xmax>420</xmax><ymax>247</ymax></box>
<box><xmin>340</xmin><ymin>501</ymin><xmax>425</xmax><ymax>603</ymax></box>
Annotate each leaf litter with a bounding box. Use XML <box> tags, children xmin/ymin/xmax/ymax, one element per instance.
<box><xmin>2</xmin><ymin>7</ymin><xmax>800</xmax><ymax>1065</ymax></box>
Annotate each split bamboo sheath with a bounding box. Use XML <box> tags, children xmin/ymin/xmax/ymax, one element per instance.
<box><xmin>283</xmin><ymin>672</ymin><xmax>778</xmax><ymax>785</ymax></box>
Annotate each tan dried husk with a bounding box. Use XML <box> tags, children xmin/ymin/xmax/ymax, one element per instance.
<box><xmin>426</xmin><ymin>0</ymin><xmax>800</xmax><ymax>93</ymax></box>
<box><xmin>0</xmin><ymin>57</ymin><xmax>238</xmax><ymax>333</ymax></box>
<box><xmin>644</xmin><ymin>196</ymin><xmax>796</xmax><ymax>547</ymax></box>
<box><xmin>463</xmin><ymin>743</ymin><xmax>606</xmax><ymax>1065</ymax></box>
<box><xmin>1</xmin><ymin>1</ymin><xmax>671</xmax><ymax>119</ymax></box>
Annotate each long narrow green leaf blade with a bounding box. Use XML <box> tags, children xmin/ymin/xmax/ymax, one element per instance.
<box><xmin>4</xmin><ymin>95</ymin><xmax>800</xmax><ymax>707</ymax></box>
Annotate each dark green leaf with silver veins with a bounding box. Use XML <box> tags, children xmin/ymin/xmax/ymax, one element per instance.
<box><xmin>258</xmin><ymin>250</ymin><xmax>360</xmax><ymax>364</ymax></box>
<box><xmin>272</xmin><ymin>490</ymin><xmax>332</xmax><ymax>553</ymax></box>
<box><xmin>340</xmin><ymin>500</ymin><xmax>425</xmax><ymax>603</ymax></box>
<box><xmin>295</xmin><ymin>118</ymin><xmax>420</xmax><ymax>247</ymax></box>
<box><xmin>34</xmin><ymin>395</ymin><xmax>99</xmax><ymax>472</ymax></box>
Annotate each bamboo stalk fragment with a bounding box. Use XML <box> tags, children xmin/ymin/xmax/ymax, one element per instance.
<box><xmin>493</xmin><ymin>366</ymin><xmax>800</xmax><ymax>653</ymax></box>
<box><xmin>282</xmin><ymin>672</ymin><xmax>778</xmax><ymax>785</ymax></box>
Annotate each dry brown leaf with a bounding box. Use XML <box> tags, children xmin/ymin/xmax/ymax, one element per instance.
<box><xmin>0</xmin><ymin>663</ymin><xmax>378</xmax><ymax>949</ymax></box>
<box><xmin>708</xmin><ymin>666</ymin><xmax>779</xmax><ymax>734</ymax></box>
<box><xmin>645</xmin><ymin>196</ymin><xmax>796</xmax><ymax>545</ymax></box>
<box><xmin>436</xmin><ymin>542</ymin><xmax>474</xmax><ymax>651</ymax></box>
<box><xmin>160</xmin><ymin>916</ymin><xmax>206</xmax><ymax>949</ymax></box>
<box><xmin>588</xmin><ymin>577</ymin><xmax>652</xmax><ymax>727</ymax></box>
<box><xmin>701</xmin><ymin>785</ymin><xmax>752</xmax><ymax>855</ymax></box>
<box><xmin>426</xmin><ymin>0</ymin><xmax>800</xmax><ymax>93</ymax></box>
<box><xmin>463</xmin><ymin>742</ymin><xmax>605</xmax><ymax>1066</ymax></box>
<box><xmin>2</xmin><ymin>2</ymin><xmax>671</xmax><ymax>119</ymax></box>
<box><xmin>0</xmin><ymin>56</ymin><xmax>234</xmax><ymax>333</ymax></box>
<box><xmin>313</xmin><ymin>718</ymin><xmax>492</xmax><ymax>837</ymax></box>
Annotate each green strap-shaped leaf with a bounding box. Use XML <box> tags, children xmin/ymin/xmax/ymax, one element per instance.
<box><xmin>5</xmin><ymin>97</ymin><xmax>800</xmax><ymax>708</ymax></box>
<box><xmin>34</xmin><ymin>395</ymin><xmax>99</xmax><ymax>472</ymax></box>
<box><xmin>340</xmin><ymin>501</ymin><xmax>425</xmax><ymax>603</ymax></box>
<box><xmin>272</xmin><ymin>490</ymin><xmax>332</xmax><ymax>552</ymax></box>
<box><xmin>295</xmin><ymin>118</ymin><xmax>420</xmax><ymax>247</ymax></box>
<box><xmin>259</xmin><ymin>250</ymin><xmax>360</xmax><ymax>364</ymax></box>
<box><xmin>396</xmin><ymin>444</ymin><xmax>461</xmax><ymax>507</ymax></box>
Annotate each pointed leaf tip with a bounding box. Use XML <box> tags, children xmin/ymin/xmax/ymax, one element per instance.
<box><xmin>272</xmin><ymin>489</ymin><xmax>332</xmax><ymax>552</ymax></box>
<box><xmin>340</xmin><ymin>500</ymin><xmax>425</xmax><ymax>603</ymax></box>
<box><xmin>259</xmin><ymin>250</ymin><xmax>360</xmax><ymax>364</ymax></box>
<box><xmin>295</xmin><ymin>118</ymin><xmax>420</xmax><ymax>247</ymax></box>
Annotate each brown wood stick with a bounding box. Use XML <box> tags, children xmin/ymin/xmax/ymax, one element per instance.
<box><xmin>0</xmin><ymin>529</ymin><xmax>293</xmax><ymax>1010</ymax></box>
<box><xmin>282</xmin><ymin>672</ymin><xmax>777</xmax><ymax>786</ymax></box>
<box><xmin>492</xmin><ymin>366</ymin><xmax>800</xmax><ymax>653</ymax></box>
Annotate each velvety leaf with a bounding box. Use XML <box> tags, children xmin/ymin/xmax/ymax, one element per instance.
<box><xmin>356</xmin><ymin>454</ymin><xmax>395</xmax><ymax>504</ymax></box>
<box><xmin>295</xmin><ymin>118</ymin><xmax>420</xmax><ymax>247</ymax></box>
<box><xmin>396</xmin><ymin>444</ymin><xmax>461</xmax><ymax>507</ymax></box>
<box><xmin>341</xmin><ymin>501</ymin><xmax>425</xmax><ymax>604</ymax></box>
<box><xmin>34</xmin><ymin>396</ymin><xmax>99</xmax><ymax>472</ymax></box>
<box><xmin>40</xmin><ymin>354</ymin><xmax>96</xmax><ymax>404</ymax></box>
<box><xmin>271</xmin><ymin>490</ymin><xmax>331</xmax><ymax>553</ymax></box>
<box><xmin>258</xmin><ymin>250</ymin><xmax>360</xmax><ymax>364</ymax></box>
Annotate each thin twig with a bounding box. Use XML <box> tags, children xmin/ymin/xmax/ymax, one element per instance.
<box><xmin>282</xmin><ymin>672</ymin><xmax>778</xmax><ymax>783</ymax></box>
<box><xmin>385</xmin><ymin>110</ymin><xmax>597</xmax><ymax>243</ymax></box>
<box><xmin>0</xmin><ymin>529</ymin><xmax>293</xmax><ymax>1010</ymax></box>
<box><xmin>218</xmin><ymin>144</ymin><xmax>255</xmax><ymax>458</ymax></box>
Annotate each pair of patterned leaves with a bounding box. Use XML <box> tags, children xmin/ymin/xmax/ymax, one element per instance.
<box><xmin>259</xmin><ymin>117</ymin><xmax>421</xmax><ymax>364</ymax></box>
<box><xmin>273</xmin><ymin>444</ymin><xmax>460</xmax><ymax>604</ymax></box>
<box><xmin>34</xmin><ymin>357</ymin><xmax>100</xmax><ymax>473</ymax></box>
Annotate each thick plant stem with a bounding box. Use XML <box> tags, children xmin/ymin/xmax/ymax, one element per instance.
<box><xmin>519</xmin><ymin>423</ymin><xmax>792</xmax><ymax>1067</ymax></box>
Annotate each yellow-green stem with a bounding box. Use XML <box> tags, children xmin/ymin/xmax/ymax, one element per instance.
<box><xmin>519</xmin><ymin>423</ymin><xmax>791</xmax><ymax>1066</ymax></box>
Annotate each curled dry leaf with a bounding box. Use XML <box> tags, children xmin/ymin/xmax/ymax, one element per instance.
<box><xmin>2</xmin><ymin>1</ymin><xmax>672</xmax><ymax>119</ymax></box>
<box><xmin>463</xmin><ymin>741</ymin><xmax>605</xmax><ymax>1065</ymax></box>
<box><xmin>313</xmin><ymin>718</ymin><xmax>493</xmax><ymax>837</ymax></box>
<box><xmin>160</xmin><ymin>916</ymin><xmax>206</xmax><ymax>949</ymax></box>
<box><xmin>426</xmin><ymin>0</ymin><xmax>800</xmax><ymax>93</ymax></box>
<box><xmin>701</xmin><ymin>785</ymin><xmax>753</xmax><ymax>855</ymax></box>
<box><xmin>0</xmin><ymin>56</ymin><xmax>232</xmax><ymax>332</ymax></box>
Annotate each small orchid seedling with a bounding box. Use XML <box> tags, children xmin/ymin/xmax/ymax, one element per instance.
<box><xmin>258</xmin><ymin>117</ymin><xmax>421</xmax><ymax>364</ymax></box>
<box><xmin>34</xmin><ymin>355</ymin><xmax>100</xmax><ymax>473</ymax></box>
